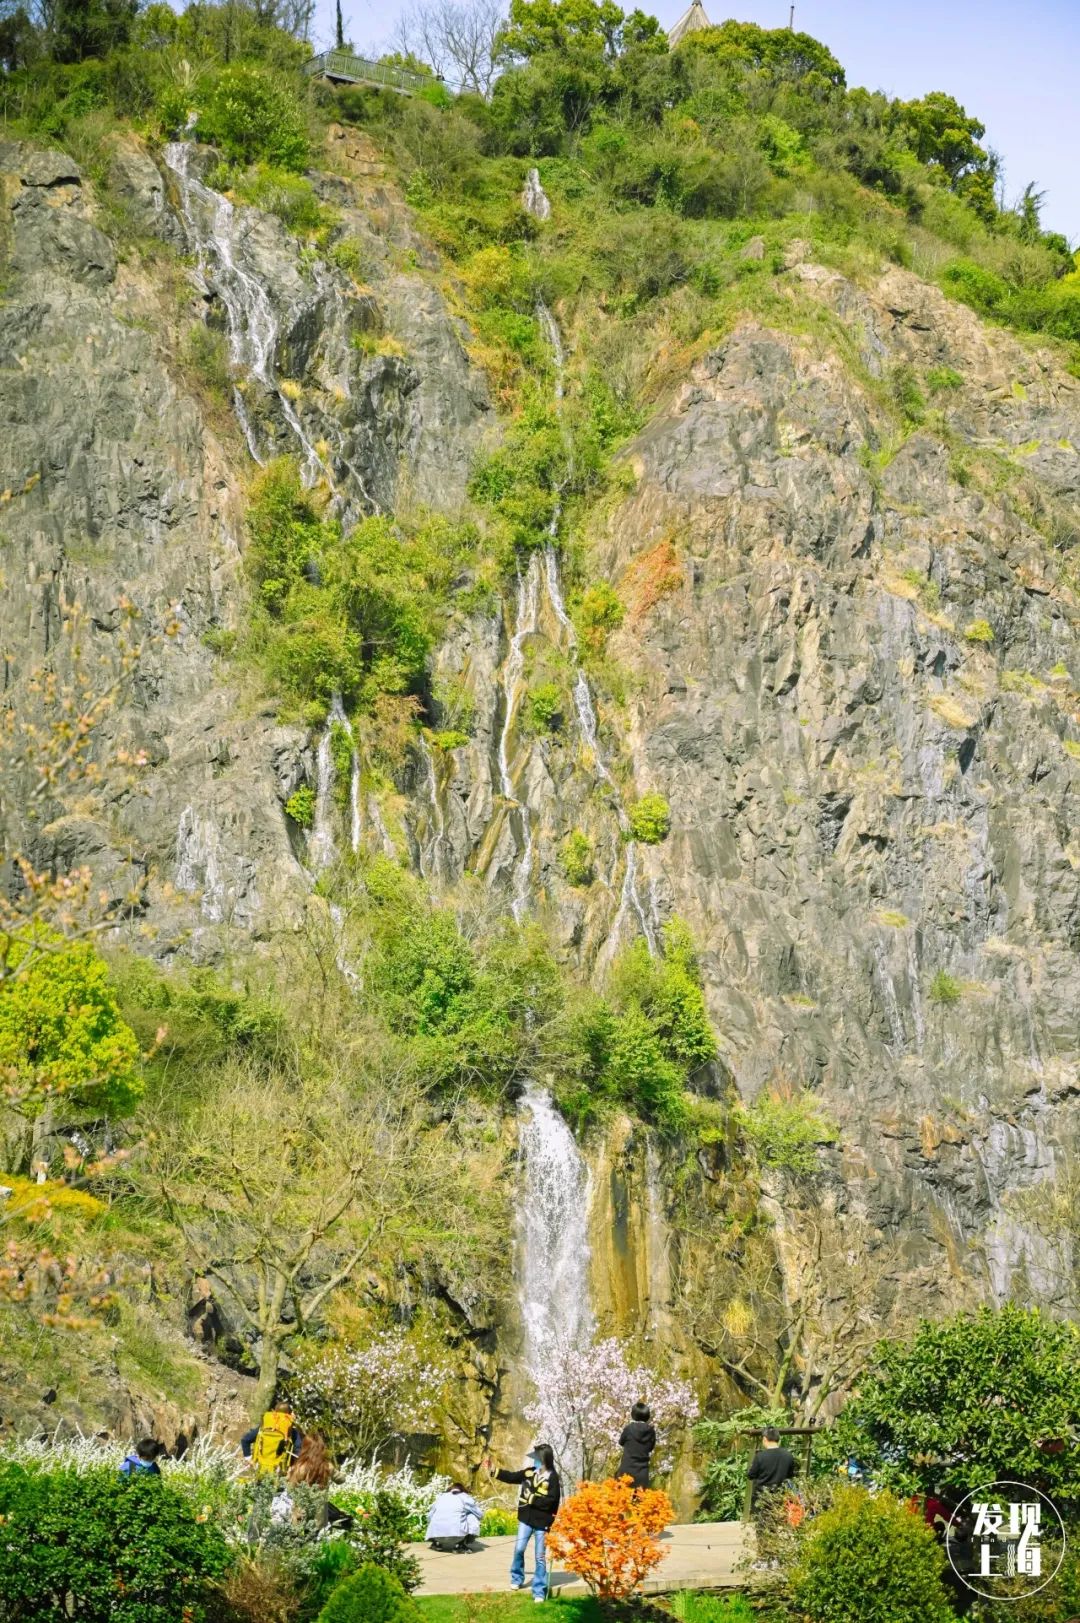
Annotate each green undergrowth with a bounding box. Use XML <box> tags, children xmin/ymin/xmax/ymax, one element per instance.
<box><xmin>243</xmin><ymin>458</ymin><xmax>492</xmax><ymax>721</ymax></box>
<box><xmin>346</xmin><ymin>857</ymin><xmax>717</xmax><ymax>1131</ymax></box>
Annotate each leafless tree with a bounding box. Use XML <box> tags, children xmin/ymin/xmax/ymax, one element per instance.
<box><xmin>394</xmin><ymin>0</ymin><xmax>505</xmax><ymax>96</ymax></box>
<box><xmin>157</xmin><ymin>1053</ymin><xmax>432</xmax><ymax>1419</ymax></box>
<box><xmin>674</xmin><ymin>1186</ymin><xmax>906</xmax><ymax>1420</ymax></box>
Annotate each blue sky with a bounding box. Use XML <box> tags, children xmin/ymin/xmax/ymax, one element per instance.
<box><xmin>317</xmin><ymin>0</ymin><xmax>1077</xmax><ymax>240</ymax></box>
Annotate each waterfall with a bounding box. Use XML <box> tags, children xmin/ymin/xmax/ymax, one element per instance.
<box><xmin>544</xmin><ymin>543</ymin><xmax>576</xmax><ymax>643</ymax></box>
<box><xmin>349</xmin><ymin>751</ymin><xmax>362</xmax><ymax>855</ymax></box>
<box><xmin>162</xmin><ymin>142</ymin><xmax>331</xmax><ymax>487</ymax></box>
<box><xmin>417</xmin><ymin>734</ymin><xmax>447</xmax><ymax>882</ymax></box>
<box><xmin>368</xmin><ymin>794</ymin><xmax>397</xmax><ymax>859</ymax></box>
<box><xmin>644</xmin><ymin>1135</ymin><xmax>671</xmax><ymax>1335</ymax></box>
<box><xmin>308</xmin><ymin>692</ymin><xmax>363</xmax><ymax>872</ymax></box>
<box><xmin>497</xmin><ymin>555</ymin><xmax>541</xmax><ymax>923</ymax></box>
<box><xmin>906</xmin><ymin>931</ymin><xmax>925</xmax><ymax>1053</ymax></box>
<box><xmin>516</xmin><ymin>1084</ymin><xmax>594</xmax><ymax>1387</ymax></box>
<box><xmin>598</xmin><ymin>838</ymin><xmax>657</xmax><ymax>970</ymax></box>
<box><xmin>872</xmin><ymin>938</ymin><xmax>907</xmax><ymax>1052</ymax></box>
<box><xmin>521</xmin><ymin>167</ymin><xmax>552</xmax><ymax>222</ymax></box>
<box><xmin>175</xmin><ymin>805</ymin><xmax>226</xmax><ymax>922</ymax></box>
<box><xmin>529</xmin><ymin>290</ymin><xmax>658</xmax><ymax>962</ymax></box>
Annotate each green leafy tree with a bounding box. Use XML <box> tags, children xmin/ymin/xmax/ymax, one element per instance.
<box><xmin>627</xmin><ymin>792</ymin><xmax>670</xmax><ymax>843</ymax></box>
<box><xmin>788</xmin><ymin>1486</ymin><xmax>955</xmax><ymax>1623</ymax></box>
<box><xmin>285</xmin><ymin>785</ymin><xmax>316</xmax><ymax>828</ymax></box>
<box><xmin>497</xmin><ymin>0</ymin><xmax>664</xmax><ymax>65</ymax></box>
<box><xmin>695</xmin><ymin>1404</ymin><xmax>788</xmax><ymax>1519</ymax></box>
<box><xmin>46</xmin><ymin>0</ymin><xmax>137</xmax><ymax>63</ymax></box>
<box><xmin>0</xmin><ymin>933</ymin><xmax>141</xmax><ymax>1151</ymax></box>
<box><xmin>591</xmin><ymin>921</ymin><xmax>717</xmax><ymax>1128</ymax></box>
<box><xmin>0</xmin><ymin>1464</ymin><xmax>228</xmax><ymax>1623</ymax></box>
<box><xmin>832</xmin><ymin>1304</ymin><xmax>1080</xmax><ymax>1499</ymax></box>
<box><xmin>559</xmin><ymin>829</ymin><xmax>594</xmax><ymax>886</ymax></box>
<box><xmin>737</xmin><ymin>1086</ymin><xmax>835</xmax><ymax>1175</ymax></box>
<box><xmin>195</xmin><ymin>65</ymin><xmax>309</xmax><ymax>171</ymax></box>
<box><xmin>680</xmin><ymin>20</ymin><xmax>845</xmax><ymax>89</ymax></box>
<box><xmin>897</xmin><ymin>90</ymin><xmax>989</xmax><ymax>184</ymax></box>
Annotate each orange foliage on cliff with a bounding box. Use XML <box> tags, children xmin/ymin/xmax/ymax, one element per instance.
<box><xmin>547</xmin><ymin>1476</ymin><xmax>674</xmax><ymax>1601</ymax></box>
<box><xmin>621</xmin><ymin>537</ymin><xmax>682</xmax><ymax>625</ymax></box>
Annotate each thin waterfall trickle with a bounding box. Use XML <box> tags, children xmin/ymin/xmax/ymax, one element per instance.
<box><xmin>497</xmin><ymin>555</ymin><xmax>541</xmax><ymax>923</ymax></box>
<box><xmin>417</xmin><ymin>734</ymin><xmax>447</xmax><ymax>882</ymax></box>
<box><xmin>508</xmin><ymin>164</ymin><xmax>659</xmax><ymax>958</ymax></box>
<box><xmin>162</xmin><ymin>142</ymin><xmax>332</xmax><ymax>487</ymax></box>
<box><xmin>522</xmin><ymin>167</ymin><xmax>552</xmax><ymax>223</ymax></box>
<box><xmin>309</xmin><ymin>692</ymin><xmax>363</xmax><ymax>871</ymax></box>
<box><xmin>368</xmin><ymin>794</ymin><xmax>397</xmax><ymax>859</ymax></box>
<box><xmin>175</xmin><ymin>805</ymin><xmax>226</xmax><ymax>923</ymax></box>
<box><xmin>516</xmin><ymin>1084</ymin><xmax>594</xmax><ymax>1388</ymax></box>
<box><xmin>349</xmin><ymin>751</ymin><xmax>362</xmax><ymax>856</ymax></box>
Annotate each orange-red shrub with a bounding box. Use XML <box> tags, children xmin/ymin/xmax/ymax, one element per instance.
<box><xmin>547</xmin><ymin>1476</ymin><xmax>674</xmax><ymax>1601</ymax></box>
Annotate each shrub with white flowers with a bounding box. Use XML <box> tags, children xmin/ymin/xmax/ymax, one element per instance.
<box><xmin>290</xmin><ymin>1330</ymin><xmax>451</xmax><ymax>1461</ymax></box>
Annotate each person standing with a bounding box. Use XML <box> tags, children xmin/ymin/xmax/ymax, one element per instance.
<box><xmin>240</xmin><ymin>1402</ymin><xmax>303</xmax><ymax>1475</ymax></box>
<box><xmin>617</xmin><ymin>1401</ymin><xmax>657</xmax><ymax>1489</ymax></box>
<box><xmin>746</xmin><ymin>1426</ymin><xmax>797</xmax><ymax>1508</ymax></box>
<box><xmin>485</xmin><ymin>1444</ymin><xmax>561</xmax><ymax>1603</ymax></box>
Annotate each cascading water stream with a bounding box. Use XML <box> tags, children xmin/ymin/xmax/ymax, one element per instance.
<box><xmin>516</xmin><ymin>1083</ymin><xmax>594</xmax><ymax>1388</ymax></box>
<box><xmin>497</xmin><ymin>556</ymin><xmax>541</xmax><ymax>923</ymax></box>
<box><xmin>522</xmin><ymin>167</ymin><xmax>552</xmax><ymax>223</ymax></box>
<box><xmin>306</xmin><ymin>693</ymin><xmax>362</xmax><ymax>984</ymax></box>
<box><xmin>162</xmin><ymin>142</ymin><xmax>331</xmax><ymax>488</ymax></box>
<box><xmin>519</xmin><ymin>180</ymin><xmax>657</xmax><ymax>959</ymax></box>
<box><xmin>417</xmin><ymin>734</ymin><xmax>447</xmax><ymax>882</ymax></box>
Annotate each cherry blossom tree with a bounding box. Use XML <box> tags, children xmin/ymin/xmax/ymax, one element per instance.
<box><xmin>525</xmin><ymin>1335</ymin><xmax>698</xmax><ymax>1484</ymax></box>
<box><xmin>290</xmin><ymin>1329</ymin><xmax>451</xmax><ymax>1459</ymax></box>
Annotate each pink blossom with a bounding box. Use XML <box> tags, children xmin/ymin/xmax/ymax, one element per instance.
<box><xmin>524</xmin><ymin>1336</ymin><xmax>699</xmax><ymax>1483</ymax></box>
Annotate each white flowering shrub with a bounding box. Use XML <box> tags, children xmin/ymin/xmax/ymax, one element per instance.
<box><xmin>290</xmin><ymin>1331</ymin><xmax>451</xmax><ymax>1460</ymax></box>
<box><xmin>525</xmin><ymin>1336</ymin><xmax>700</xmax><ymax>1484</ymax></box>
<box><xmin>331</xmin><ymin>1459</ymin><xmax>452</xmax><ymax>1538</ymax></box>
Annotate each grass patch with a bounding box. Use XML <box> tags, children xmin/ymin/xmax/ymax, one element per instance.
<box><xmin>929</xmin><ymin>970</ymin><xmax>963</xmax><ymax>1006</ymax></box>
<box><xmin>416</xmin><ymin>1598</ymin><xmax>606</xmax><ymax>1623</ymax></box>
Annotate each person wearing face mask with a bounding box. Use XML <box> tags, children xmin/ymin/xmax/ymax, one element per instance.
<box><xmin>483</xmin><ymin>1444</ymin><xmax>561</xmax><ymax>1602</ymax></box>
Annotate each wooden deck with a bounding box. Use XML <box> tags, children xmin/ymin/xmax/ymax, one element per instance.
<box><xmin>413</xmin><ymin>1522</ymin><xmax>750</xmax><ymax>1596</ymax></box>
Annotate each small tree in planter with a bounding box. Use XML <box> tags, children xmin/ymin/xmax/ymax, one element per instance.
<box><xmin>548</xmin><ymin>1477</ymin><xmax>674</xmax><ymax>1602</ymax></box>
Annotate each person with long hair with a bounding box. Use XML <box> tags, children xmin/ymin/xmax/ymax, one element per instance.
<box><xmin>288</xmin><ymin>1433</ymin><xmax>332</xmax><ymax>1490</ymax></box>
<box><xmin>484</xmin><ymin>1444</ymin><xmax>561</xmax><ymax>1603</ymax></box>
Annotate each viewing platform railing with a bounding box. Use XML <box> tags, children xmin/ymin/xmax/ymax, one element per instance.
<box><xmin>303</xmin><ymin>51</ymin><xmax>434</xmax><ymax>96</ymax></box>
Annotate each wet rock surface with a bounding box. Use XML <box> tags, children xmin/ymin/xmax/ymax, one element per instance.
<box><xmin>589</xmin><ymin>279</ymin><xmax>1080</xmax><ymax>1311</ymax></box>
<box><xmin>3</xmin><ymin>133</ymin><xmax>1080</xmax><ymax>1440</ymax></box>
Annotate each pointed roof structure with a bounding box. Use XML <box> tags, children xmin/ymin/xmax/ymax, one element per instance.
<box><xmin>668</xmin><ymin>0</ymin><xmax>712</xmax><ymax>48</ymax></box>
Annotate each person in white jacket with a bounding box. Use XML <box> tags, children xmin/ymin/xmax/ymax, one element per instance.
<box><xmin>426</xmin><ymin>1483</ymin><xmax>483</xmax><ymax>1552</ymax></box>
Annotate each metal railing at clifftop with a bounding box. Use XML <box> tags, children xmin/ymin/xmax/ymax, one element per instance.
<box><xmin>303</xmin><ymin>51</ymin><xmax>434</xmax><ymax>96</ymax></box>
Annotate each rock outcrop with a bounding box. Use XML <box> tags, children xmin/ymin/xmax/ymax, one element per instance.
<box><xmin>3</xmin><ymin>129</ymin><xmax>1079</xmax><ymax>1441</ymax></box>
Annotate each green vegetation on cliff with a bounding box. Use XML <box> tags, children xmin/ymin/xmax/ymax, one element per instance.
<box><xmin>3</xmin><ymin>0</ymin><xmax>1079</xmax><ymax>1516</ymax></box>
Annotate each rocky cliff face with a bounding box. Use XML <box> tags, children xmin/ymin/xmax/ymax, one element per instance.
<box><xmin>593</xmin><ymin>262</ymin><xmax>1080</xmax><ymax>1314</ymax></box>
<box><xmin>3</xmin><ymin>129</ymin><xmax>1079</xmax><ymax>1440</ymax></box>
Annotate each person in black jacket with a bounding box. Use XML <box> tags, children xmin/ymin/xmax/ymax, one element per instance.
<box><xmin>617</xmin><ymin>1401</ymin><xmax>657</xmax><ymax>1489</ymax></box>
<box><xmin>746</xmin><ymin>1426</ymin><xmax>797</xmax><ymax>1508</ymax></box>
<box><xmin>485</xmin><ymin>1444</ymin><xmax>561</xmax><ymax>1603</ymax></box>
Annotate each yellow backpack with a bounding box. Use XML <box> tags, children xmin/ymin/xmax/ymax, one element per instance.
<box><xmin>251</xmin><ymin>1410</ymin><xmax>295</xmax><ymax>1475</ymax></box>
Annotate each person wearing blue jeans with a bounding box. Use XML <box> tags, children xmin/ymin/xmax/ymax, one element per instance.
<box><xmin>485</xmin><ymin>1444</ymin><xmax>561</xmax><ymax>1603</ymax></box>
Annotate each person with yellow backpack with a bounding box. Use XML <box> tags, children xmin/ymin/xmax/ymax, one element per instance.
<box><xmin>240</xmin><ymin>1403</ymin><xmax>304</xmax><ymax>1475</ymax></box>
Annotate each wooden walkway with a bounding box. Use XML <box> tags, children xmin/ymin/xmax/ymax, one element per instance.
<box><xmin>413</xmin><ymin>1523</ymin><xmax>749</xmax><ymax>1596</ymax></box>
